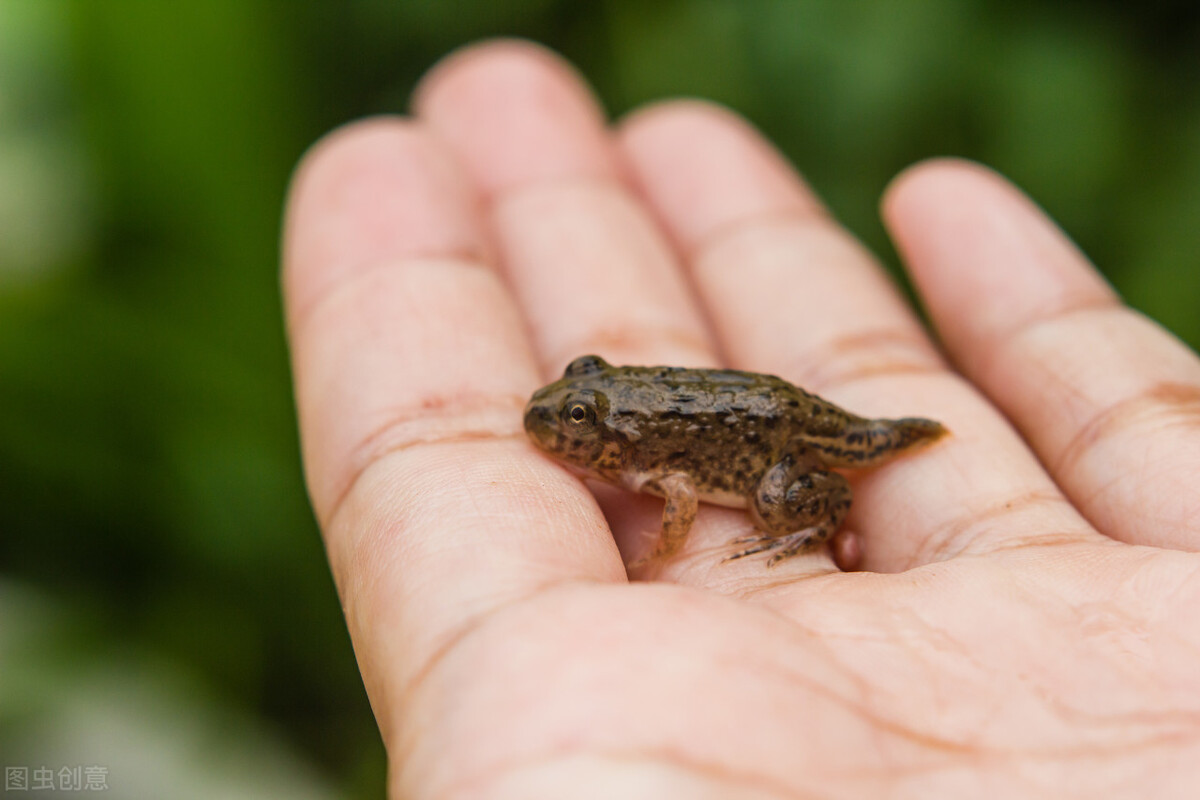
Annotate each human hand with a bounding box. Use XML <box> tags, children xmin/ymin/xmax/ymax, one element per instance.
<box><xmin>282</xmin><ymin>40</ymin><xmax>1200</xmax><ymax>798</ymax></box>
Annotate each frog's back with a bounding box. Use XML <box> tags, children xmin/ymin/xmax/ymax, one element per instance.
<box><xmin>602</xmin><ymin>364</ymin><xmax>789</xmax><ymax>418</ymax></box>
<box><xmin>600</xmin><ymin>365</ymin><xmax>850</xmax><ymax>498</ymax></box>
<box><xmin>610</xmin><ymin>364</ymin><xmax>855</xmax><ymax>427</ymax></box>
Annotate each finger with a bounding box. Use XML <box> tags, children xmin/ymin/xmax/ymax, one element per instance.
<box><xmin>413</xmin><ymin>42</ymin><xmax>843</xmax><ymax>585</ymax></box>
<box><xmin>884</xmin><ymin>160</ymin><xmax>1200</xmax><ymax>551</ymax></box>
<box><xmin>414</xmin><ymin>40</ymin><xmax>713</xmax><ymax>372</ymax></box>
<box><xmin>619</xmin><ymin>103</ymin><xmax>1104</xmax><ymax>574</ymax></box>
<box><xmin>283</xmin><ymin>119</ymin><xmax>625</xmax><ymax>743</ymax></box>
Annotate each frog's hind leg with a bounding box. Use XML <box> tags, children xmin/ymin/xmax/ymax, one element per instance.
<box><xmin>733</xmin><ymin>445</ymin><xmax>852</xmax><ymax>566</ymax></box>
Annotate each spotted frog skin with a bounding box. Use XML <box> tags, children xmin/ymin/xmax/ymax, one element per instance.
<box><xmin>523</xmin><ymin>355</ymin><xmax>948</xmax><ymax>566</ymax></box>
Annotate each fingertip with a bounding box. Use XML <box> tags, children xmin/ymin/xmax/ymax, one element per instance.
<box><xmin>412</xmin><ymin>37</ymin><xmax>616</xmax><ymax>193</ymax></box>
<box><xmin>881</xmin><ymin>156</ymin><xmax>1115</xmax><ymax>352</ymax></box>
<box><xmin>411</xmin><ymin>38</ymin><xmax>579</xmax><ymax>116</ymax></box>
<box><xmin>285</xmin><ymin>116</ymin><xmax>418</xmax><ymax>250</ymax></box>
<box><xmin>618</xmin><ymin>96</ymin><xmax>751</xmax><ymax>143</ymax></box>
<box><xmin>283</xmin><ymin>116</ymin><xmax>489</xmax><ymax>323</ymax></box>
<box><xmin>617</xmin><ymin>98</ymin><xmax>823</xmax><ymax>253</ymax></box>
<box><xmin>286</xmin><ymin>114</ymin><xmax>401</xmax><ymax>200</ymax></box>
<box><xmin>880</xmin><ymin>157</ymin><xmax>993</xmax><ymax>226</ymax></box>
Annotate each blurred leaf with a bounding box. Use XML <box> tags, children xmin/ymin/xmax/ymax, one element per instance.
<box><xmin>606</xmin><ymin>0</ymin><xmax>758</xmax><ymax>111</ymax></box>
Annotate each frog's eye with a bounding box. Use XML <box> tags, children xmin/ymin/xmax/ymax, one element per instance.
<box><xmin>561</xmin><ymin>400</ymin><xmax>597</xmax><ymax>428</ymax></box>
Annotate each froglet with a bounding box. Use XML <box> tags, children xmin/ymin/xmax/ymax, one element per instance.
<box><xmin>523</xmin><ymin>355</ymin><xmax>947</xmax><ymax>566</ymax></box>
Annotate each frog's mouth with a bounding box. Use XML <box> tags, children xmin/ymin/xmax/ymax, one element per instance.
<box><xmin>523</xmin><ymin>399</ymin><xmax>576</xmax><ymax>459</ymax></box>
<box><xmin>522</xmin><ymin>399</ymin><xmax>555</xmax><ymax>442</ymax></box>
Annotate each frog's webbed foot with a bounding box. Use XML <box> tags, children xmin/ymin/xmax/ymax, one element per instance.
<box><xmin>725</xmin><ymin>529</ymin><xmax>823</xmax><ymax>566</ymax></box>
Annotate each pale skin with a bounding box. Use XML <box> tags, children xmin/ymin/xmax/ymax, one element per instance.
<box><xmin>282</xmin><ymin>40</ymin><xmax>1200</xmax><ymax>799</ymax></box>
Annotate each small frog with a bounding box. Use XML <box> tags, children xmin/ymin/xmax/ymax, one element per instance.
<box><xmin>524</xmin><ymin>355</ymin><xmax>947</xmax><ymax>566</ymax></box>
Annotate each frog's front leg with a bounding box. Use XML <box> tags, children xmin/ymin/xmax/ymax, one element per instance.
<box><xmin>639</xmin><ymin>472</ymin><xmax>698</xmax><ymax>562</ymax></box>
<box><xmin>729</xmin><ymin>446</ymin><xmax>852</xmax><ymax>566</ymax></box>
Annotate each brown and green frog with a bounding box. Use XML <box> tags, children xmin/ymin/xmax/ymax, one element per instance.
<box><xmin>523</xmin><ymin>355</ymin><xmax>947</xmax><ymax>566</ymax></box>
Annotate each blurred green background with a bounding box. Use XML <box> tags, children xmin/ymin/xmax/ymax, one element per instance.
<box><xmin>1</xmin><ymin>1</ymin><xmax>1197</xmax><ymax>797</ymax></box>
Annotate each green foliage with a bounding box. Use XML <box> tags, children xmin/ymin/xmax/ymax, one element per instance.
<box><xmin>1</xmin><ymin>1</ymin><xmax>1197</xmax><ymax>796</ymax></box>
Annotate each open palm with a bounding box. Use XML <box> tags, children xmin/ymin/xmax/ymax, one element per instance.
<box><xmin>283</xmin><ymin>41</ymin><xmax>1200</xmax><ymax>798</ymax></box>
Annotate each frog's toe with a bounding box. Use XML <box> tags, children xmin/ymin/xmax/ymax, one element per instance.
<box><xmin>724</xmin><ymin>536</ymin><xmax>784</xmax><ymax>562</ymax></box>
<box><xmin>764</xmin><ymin>531</ymin><xmax>825</xmax><ymax>565</ymax></box>
<box><xmin>766</xmin><ymin>544</ymin><xmax>810</xmax><ymax>567</ymax></box>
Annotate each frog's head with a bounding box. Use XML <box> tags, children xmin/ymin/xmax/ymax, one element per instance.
<box><xmin>523</xmin><ymin>355</ymin><xmax>633</xmax><ymax>480</ymax></box>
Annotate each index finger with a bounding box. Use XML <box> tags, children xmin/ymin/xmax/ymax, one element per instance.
<box><xmin>282</xmin><ymin>118</ymin><xmax>624</xmax><ymax>741</ymax></box>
